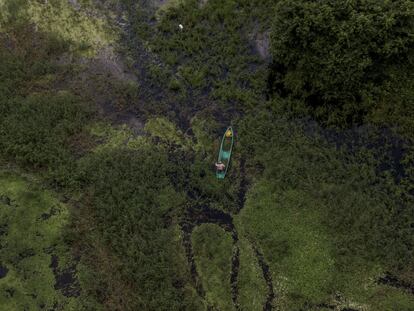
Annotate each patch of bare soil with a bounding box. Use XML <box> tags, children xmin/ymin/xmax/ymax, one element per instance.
<box><xmin>50</xmin><ymin>1</ymin><xmax>143</xmax><ymax>130</ymax></box>
<box><xmin>53</xmin><ymin>41</ymin><xmax>144</xmax><ymax>130</ymax></box>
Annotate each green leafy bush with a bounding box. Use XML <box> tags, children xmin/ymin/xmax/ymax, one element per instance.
<box><xmin>270</xmin><ymin>0</ymin><xmax>414</xmax><ymax>124</ymax></box>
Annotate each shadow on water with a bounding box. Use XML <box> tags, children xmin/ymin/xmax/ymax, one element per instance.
<box><xmin>181</xmin><ymin>227</ymin><xmax>205</xmax><ymax>298</ymax></box>
<box><xmin>236</xmin><ymin>156</ymin><xmax>247</xmax><ymax>214</ymax></box>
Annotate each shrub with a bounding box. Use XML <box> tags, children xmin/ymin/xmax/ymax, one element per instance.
<box><xmin>270</xmin><ymin>0</ymin><xmax>414</xmax><ymax>125</ymax></box>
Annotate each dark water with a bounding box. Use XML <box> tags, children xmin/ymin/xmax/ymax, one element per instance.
<box><xmin>0</xmin><ymin>265</ymin><xmax>9</xmax><ymax>279</ymax></box>
<box><xmin>253</xmin><ymin>247</ymin><xmax>275</xmax><ymax>311</ymax></box>
<box><xmin>180</xmin><ymin>204</ymin><xmax>237</xmax><ymax>302</ymax></box>
<box><xmin>230</xmin><ymin>246</ymin><xmax>241</xmax><ymax>310</ymax></box>
<box><xmin>378</xmin><ymin>273</ymin><xmax>414</xmax><ymax>295</ymax></box>
<box><xmin>180</xmin><ymin>197</ymin><xmax>277</xmax><ymax>310</ymax></box>
<box><xmin>50</xmin><ymin>255</ymin><xmax>80</xmax><ymax>298</ymax></box>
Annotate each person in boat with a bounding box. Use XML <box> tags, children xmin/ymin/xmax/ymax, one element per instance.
<box><xmin>215</xmin><ymin>161</ymin><xmax>225</xmax><ymax>171</ymax></box>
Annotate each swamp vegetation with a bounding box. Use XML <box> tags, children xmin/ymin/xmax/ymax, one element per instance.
<box><xmin>0</xmin><ymin>0</ymin><xmax>413</xmax><ymax>310</ymax></box>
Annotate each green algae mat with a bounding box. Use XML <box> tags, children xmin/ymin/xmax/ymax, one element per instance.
<box><xmin>0</xmin><ymin>172</ymin><xmax>80</xmax><ymax>310</ymax></box>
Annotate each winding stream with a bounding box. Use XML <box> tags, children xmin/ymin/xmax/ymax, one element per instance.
<box><xmin>180</xmin><ymin>202</ymin><xmax>275</xmax><ymax>310</ymax></box>
<box><xmin>179</xmin><ymin>157</ymin><xmax>276</xmax><ymax>310</ymax></box>
<box><xmin>253</xmin><ymin>247</ymin><xmax>276</xmax><ymax>311</ymax></box>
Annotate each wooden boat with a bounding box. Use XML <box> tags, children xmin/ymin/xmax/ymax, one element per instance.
<box><xmin>216</xmin><ymin>126</ymin><xmax>234</xmax><ymax>179</ymax></box>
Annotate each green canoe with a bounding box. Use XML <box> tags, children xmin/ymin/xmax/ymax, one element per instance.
<box><xmin>216</xmin><ymin>126</ymin><xmax>234</xmax><ymax>179</ymax></box>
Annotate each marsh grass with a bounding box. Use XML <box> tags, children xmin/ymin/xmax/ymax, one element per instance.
<box><xmin>192</xmin><ymin>224</ymin><xmax>234</xmax><ymax>311</ymax></box>
<box><xmin>237</xmin><ymin>238</ymin><xmax>267</xmax><ymax>310</ymax></box>
<box><xmin>237</xmin><ymin>111</ymin><xmax>414</xmax><ymax>310</ymax></box>
<box><xmin>1</xmin><ymin>0</ymin><xmax>115</xmax><ymax>55</ymax></box>
<box><xmin>0</xmin><ymin>172</ymin><xmax>80</xmax><ymax>310</ymax></box>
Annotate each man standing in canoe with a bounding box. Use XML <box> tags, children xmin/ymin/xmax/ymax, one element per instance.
<box><xmin>215</xmin><ymin>161</ymin><xmax>225</xmax><ymax>171</ymax></box>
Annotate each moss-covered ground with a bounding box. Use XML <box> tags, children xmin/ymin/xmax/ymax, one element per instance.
<box><xmin>0</xmin><ymin>171</ymin><xmax>80</xmax><ymax>310</ymax></box>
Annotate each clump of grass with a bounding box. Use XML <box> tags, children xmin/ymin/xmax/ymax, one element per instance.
<box><xmin>237</xmin><ymin>238</ymin><xmax>267</xmax><ymax>310</ymax></box>
<box><xmin>192</xmin><ymin>224</ymin><xmax>234</xmax><ymax>311</ymax></box>
<box><xmin>145</xmin><ymin>117</ymin><xmax>189</xmax><ymax>147</ymax></box>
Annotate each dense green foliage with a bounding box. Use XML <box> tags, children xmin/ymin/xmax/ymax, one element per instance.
<box><xmin>0</xmin><ymin>172</ymin><xmax>79</xmax><ymax>310</ymax></box>
<box><xmin>192</xmin><ymin>224</ymin><xmax>234</xmax><ymax>311</ymax></box>
<box><xmin>0</xmin><ymin>25</ymin><xmax>93</xmax><ymax>176</ymax></box>
<box><xmin>0</xmin><ymin>93</ymin><xmax>90</xmax><ymax>168</ymax></box>
<box><xmin>238</xmin><ymin>110</ymin><xmax>414</xmax><ymax>309</ymax></box>
<box><xmin>75</xmin><ymin>147</ymin><xmax>201</xmax><ymax>310</ymax></box>
<box><xmin>270</xmin><ymin>0</ymin><xmax>414</xmax><ymax>124</ymax></box>
<box><xmin>1</xmin><ymin>0</ymin><xmax>413</xmax><ymax>310</ymax></box>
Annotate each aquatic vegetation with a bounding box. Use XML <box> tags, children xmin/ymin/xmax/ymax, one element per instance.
<box><xmin>0</xmin><ymin>0</ymin><xmax>413</xmax><ymax>310</ymax></box>
<box><xmin>192</xmin><ymin>224</ymin><xmax>234</xmax><ymax>311</ymax></box>
<box><xmin>237</xmin><ymin>238</ymin><xmax>267</xmax><ymax>310</ymax></box>
<box><xmin>0</xmin><ymin>172</ymin><xmax>80</xmax><ymax>310</ymax></box>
